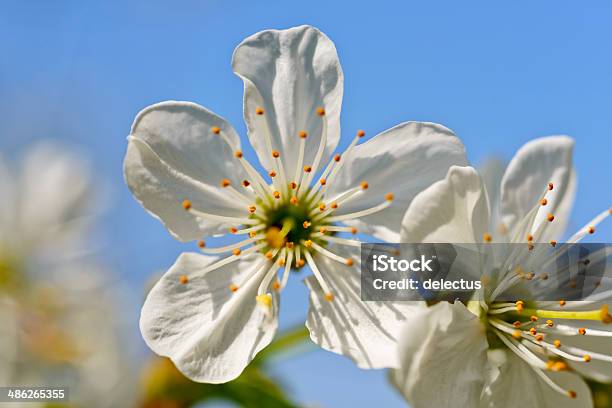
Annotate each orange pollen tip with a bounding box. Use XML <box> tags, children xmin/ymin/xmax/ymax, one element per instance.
<box><xmin>483</xmin><ymin>233</ymin><xmax>493</xmax><ymax>242</ymax></box>
<box><xmin>554</xmin><ymin>340</ymin><xmax>561</xmax><ymax>348</ymax></box>
<box><xmin>360</xmin><ymin>181</ymin><xmax>369</xmax><ymax>190</ymax></box>
<box><xmin>299</xmin><ymin>130</ymin><xmax>308</xmax><ymax>139</ymax></box>
<box><xmin>530</xmin><ymin>315</ymin><xmax>538</xmax><ymax>322</ymax></box>
<box><xmin>179</xmin><ymin>275</ymin><xmax>189</xmax><ymax>284</ymax></box>
<box><xmin>320</xmin><ymin>178</ymin><xmax>327</xmax><ymax>185</ymax></box>
<box><xmin>229</xmin><ymin>227</ymin><xmax>238</xmax><ymax>234</ymax></box>
<box><xmin>357</xmin><ymin>129</ymin><xmax>366</xmax><ymax>138</ymax></box>
<box><xmin>559</xmin><ymin>300</ymin><xmax>566</xmax><ymax>306</ymax></box>
<box><xmin>334</xmin><ymin>154</ymin><xmax>341</xmax><ymax>162</ymax></box>
<box><xmin>304</xmin><ymin>240</ymin><xmax>312</xmax><ymax>248</ymax></box>
<box><xmin>578</xmin><ymin>328</ymin><xmax>587</xmax><ymax>335</ymax></box>
<box><xmin>583</xmin><ymin>355</ymin><xmax>591</xmax><ymax>362</ymax></box>
<box><xmin>331</xmin><ymin>202</ymin><xmax>338</xmax><ymax>209</ymax></box>
<box><xmin>512</xmin><ymin>330</ymin><xmax>522</xmax><ymax>339</ymax></box>
<box><xmin>286</xmin><ymin>242</ymin><xmax>294</xmax><ymax>249</ymax></box>
<box><xmin>255</xmin><ymin>107</ymin><xmax>264</xmax><ymax>115</ymax></box>
<box><xmin>385</xmin><ymin>193</ymin><xmax>394</xmax><ymax>201</ymax></box>
<box><xmin>229</xmin><ymin>283</ymin><xmax>239</xmax><ymax>292</ymax></box>
<box><xmin>249</xmin><ymin>231</ymin><xmax>257</xmax><ymax>238</ymax></box>
<box><xmin>289</xmin><ymin>182</ymin><xmax>297</xmax><ymax>189</ymax></box>
<box><xmin>182</xmin><ymin>200</ymin><xmax>192</xmax><ymax>210</ymax></box>
<box><xmin>303</xmin><ymin>221</ymin><xmax>311</xmax><ymax>228</ymax></box>
<box><xmin>290</xmin><ymin>197</ymin><xmax>299</xmax><ymax>205</ymax></box>
<box><xmin>234</xmin><ymin>150</ymin><xmax>243</xmax><ymax>158</ymax></box>
<box><xmin>550</xmin><ymin>240</ymin><xmax>557</xmax><ymax>247</ymax></box>
<box><xmin>319</xmin><ymin>227</ymin><xmax>327</xmax><ymax>233</ymax></box>
<box><xmin>548</xmin><ymin>182</ymin><xmax>554</xmax><ymax>191</ymax></box>
<box><xmin>568</xmin><ymin>391</ymin><xmax>577</xmax><ymax>399</ymax></box>
<box><xmin>272</xmin><ymin>150</ymin><xmax>280</xmax><ymax>158</ymax></box>
<box><xmin>273</xmin><ymin>191</ymin><xmax>281</xmax><ymax>199</ymax></box>
<box><xmin>272</xmin><ymin>280</ymin><xmax>281</xmax><ymax>290</ymax></box>
<box><xmin>588</xmin><ymin>226</ymin><xmax>595</xmax><ymax>234</ymax></box>
<box><xmin>540</xmin><ymin>198</ymin><xmax>548</xmax><ymax>206</ymax></box>
<box><xmin>350</xmin><ymin>227</ymin><xmax>358</xmax><ymax>234</ymax></box>
<box><xmin>527</xmin><ymin>234</ymin><xmax>534</xmax><ymax>242</ymax></box>
<box><xmin>529</xmin><ymin>327</ymin><xmax>537</xmax><ymax>335</ymax></box>
<box><xmin>304</xmin><ymin>165</ymin><xmax>312</xmax><ymax>173</ymax></box>
<box><xmin>346</xmin><ymin>259</ymin><xmax>354</xmax><ymax>267</ymax></box>
<box><xmin>242</xmin><ymin>180</ymin><xmax>250</xmax><ymax>187</ymax></box>
<box><xmin>324</xmin><ymin>292</ymin><xmax>334</xmax><ymax>301</ymax></box>
<box><xmin>319</xmin><ymin>204</ymin><xmax>326</xmax><ymax>211</ymax></box>
<box><xmin>265</xmin><ymin>251</ymin><xmax>274</xmax><ymax>260</ymax></box>
<box><xmin>601</xmin><ymin>304</ymin><xmax>611</xmax><ymax>323</ymax></box>
<box><xmin>211</xmin><ymin>126</ymin><xmax>221</xmax><ymax>134</ymax></box>
<box><xmin>221</xmin><ymin>179</ymin><xmax>231</xmax><ymax>187</ymax></box>
<box><xmin>513</xmin><ymin>321</ymin><xmax>522</xmax><ymax>328</ymax></box>
<box><xmin>535</xmin><ymin>334</ymin><xmax>544</xmax><ymax>342</ymax></box>
<box><xmin>547</xmin><ymin>213</ymin><xmax>555</xmax><ymax>222</ymax></box>
<box><xmin>316</xmin><ymin>107</ymin><xmax>326</xmax><ymax>116</ymax></box>
<box><xmin>609</xmin><ymin>207</ymin><xmax>612</xmax><ymax>215</ymax></box>
<box><xmin>248</xmin><ymin>206</ymin><xmax>256</xmax><ymax>214</ymax></box>
<box><xmin>232</xmin><ymin>249</ymin><xmax>242</xmax><ymax>256</ymax></box>
<box><xmin>546</xmin><ymin>320</ymin><xmax>554</xmax><ymax>327</ymax></box>
<box><xmin>297</xmin><ymin>259</ymin><xmax>305</xmax><ymax>267</ymax></box>
<box><xmin>269</xmin><ymin>171</ymin><xmax>277</xmax><ymax>177</ymax></box>
<box><xmin>197</xmin><ymin>240</ymin><xmax>206</xmax><ymax>248</ymax></box>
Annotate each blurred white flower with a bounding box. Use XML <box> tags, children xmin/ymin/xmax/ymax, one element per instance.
<box><xmin>393</xmin><ymin>137</ymin><xmax>612</xmax><ymax>408</ymax></box>
<box><xmin>125</xmin><ymin>25</ymin><xmax>467</xmax><ymax>383</ymax></box>
<box><xmin>0</xmin><ymin>142</ymin><xmax>135</xmax><ymax>408</ymax></box>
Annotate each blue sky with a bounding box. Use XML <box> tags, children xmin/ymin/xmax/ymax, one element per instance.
<box><xmin>1</xmin><ymin>1</ymin><xmax>611</xmax><ymax>407</ymax></box>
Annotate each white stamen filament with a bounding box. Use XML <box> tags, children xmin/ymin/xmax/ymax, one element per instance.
<box><xmin>299</xmin><ymin>115</ymin><xmax>328</xmax><ymax>196</ymax></box>
<box><xmin>303</xmin><ymin>250</ymin><xmax>332</xmax><ymax>295</ymax></box>
<box><xmin>280</xmin><ymin>249</ymin><xmax>294</xmax><ymax>289</ymax></box>
<box><xmin>187</xmin><ymin>207</ymin><xmax>259</xmax><ymax>225</ymax></box>
<box><xmin>318</xmin><ymin>235</ymin><xmax>362</xmax><ymax>247</ymax></box>
<box><xmin>191</xmin><ymin>242</ymin><xmax>267</xmax><ymax>278</ymax></box>
<box><xmin>199</xmin><ymin>234</ymin><xmax>263</xmax><ymax>254</ymax></box>
<box><xmin>306</xmin><ymin>240</ymin><xmax>352</xmax><ymax>266</ymax></box>
<box><xmin>327</xmin><ymin>200</ymin><xmax>391</xmax><ymax>223</ymax></box>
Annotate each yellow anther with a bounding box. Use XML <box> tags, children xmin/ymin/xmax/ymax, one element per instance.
<box><xmin>256</xmin><ymin>293</ymin><xmax>272</xmax><ymax>307</ymax></box>
<box><xmin>179</xmin><ymin>275</ymin><xmax>189</xmax><ymax>284</ymax></box>
<box><xmin>546</xmin><ymin>360</ymin><xmax>555</xmax><ymax>369</ymax></box>
<box><xmin>303</xmin><ymin>221</ymin><xmax>311</xmax><ymax>229</ymax></box>
<box><xmin>272</xmin><ymin>150</ymin><xmax>280</xmax><ymax>158</ymax></box>
<box><xmin>232</xmin><ymin>248</ymin><xmax>242</xmax><ymax>256</ymax></box>
<box><xmin>182</xmin><ymin>200</ymin><xmax>192</xmax><ymax>210</ymax></box>
<box><xmin>346</xmin><ymin>259</ymin><xmax>354</xmax><ymax>267</ymax></box>
<box><xmin>221</xmin><ymin>179</ymin><xmax>231</xmax><ymax>188</ymax></box>
<box><xmin>296</xmin><ymin>259</ymin><xmax>305</xmax><ymax>267</ymax></box>
<box><xmin>242</xmin><ymin>180</ymin><xmax>250</xmax><ymax>187</ymax></box>
<box><xmin>229</xmin><ymin>283</ymin><xmax>239</xmax><ymax>292</ymax></box>
<box><xmin>548</xmin><ymin>182</ymin><xmax>554</xmax><ymax>191</ymax></box>
<box><xmin>273</xmin><ymin>191</ymin><xmax>281</xmax><ymax>199</ymax></box>
<box><xmin>319</xmin><ymin>227</ymin><xmax>327</xmax><ymax>234</ymax></box>
<box><xmin>299</xmin><ymin>130</ymin><xmax>308</xmax><ymax>139</ymax></box>
<box><xmin>512</xmin><ymin>330</ymin><xmax>522</xmax><ymax>339</ymax></box>
<box><xmin>290</xmin><ymin>196</ymin><xmax>299</xmax><ymax>205</ymax></box>
<box><xmin>286</xmin><ymin>242</ymin><xmax>294</xmax><ymax>249</ymax></box>
<box><xmin>360</xmin><ymin>181</ymin><xmax>369</xmax><ymax>190</ymax></box>
<box><xmin>289</xmin><ymin>182</ymin><xmax>297</xmax><ymax>189</ymax></box>
<box><xmin>211</xmin><ymin>126</ymin><xmax>221</xmax><ymax>134</ymax></box>
<box><xmin>530</xmin><ymin>315</ymin><xmax>538</xmax><ymax>322</ymax></box>
<box><xmin>529</xmin><ymin>327</ymin><xmax>537</xmax><ymax>335</ymax></box>
<box><xmin>546</xmin><ymin>320</ymin><xmax>554</xmax><ymax>327</ymax></box>
<box><xmin>255</xmin><ymin>107</ymin><xmax>264</xmax><ymax>115</ymax></box>
<box><xmin>483</xmin><ymin>233</ymin><xmax>493</xmax><ymax>242</ymax></box>
<box><xmin>578</xmin><ymin>327</ymin><xmax>586</xmax><ymax>335</ymax></box>
<box><xmin>320</xmin><ymin>178</ymin><xmax>327</xmax><ymax>185</ymax></box>
<box><xmin>601</xmin><ymin>304</ymin><xmax>612</xmax><ymax>323</ymax></box>
<box><xmin>385</xmin><ymin>192</ymin><xmax>394</xmax><ymax>201</ymax></box>
<box><xmin>248</xmin><ymin>206</ymin><xmax>257</xmax><ymax>214</ymax></box>
<box><xmin>319</xmin><ymin>204</ymin><xmax>326</xmax><ymax>211</ymax></box>
<box><xmin>277</xmin><ymin>259</ymin><xmax>285</xmax><ymax>266</ymax></box>
<box><xmin>249</xmin><ymin>231</ymin><xmax>257</xmax><ymax>238</ymax></box>
<box><xmin>334</xmin><ymin>154</ymin><xmax>341</xmax><ymax>162</ymax></box>
<box><xmin>265</xmin><ymin>251</ymin><xmax>274</xmax><ymax>260</ymax></box>
<box><xmin>324</xmin><ymin>292</ymin><xmax>334</xmax><ymax>302</ymax></box>
<box><xmin>550</xmin><ymin>240</ymin><xmax>557</xmax><ymax>247</ymax></box>
<box><xmin>197</xmin><ymin>240</ymin><xmax>206</xmax><ymax>248</ymax></box>
<box><xmin>583</xmin><ymin>355</ymin><xmax>591</xmax><ymax>362</ymax></box>
<box><xmin>526</xmin><ymin>272</ymin><xmax>535</xmax><ymax>280</ymax></box>
<box><xmin>540</xmin><ymin>198</ymin><xmax>548</xmax><ymax>206</ymax></box>
<box><xmin>513</xmin><ymin>321</ymin><xmax>522</xmax><ymax>328</ymax></box>
<box><xmin>234</xmin><ymin>150</ymin><xmax>243</xmax><ymax>158</ymax></box>
<box><xmin>304</xmin><ymin>165</ymin><xmax>312</xmax><ymax>173</ymax></box>
<box><xmin>547</xmin><ymin>213</ymin><xmax>555</xmax><ymax>222</ymax></box>
<box><xmin>516</xmin><ymin>301</ymin><xmax>524</xmax><ymax>312</ymax></box>
<box><xmin>553</xmin><ymin>361</ymin><xmax>569</xmax><ymax>371</ymax></box>
<box><xmin>535</xmin><ymin>334</ymin><xmax>544</xmax><ymax>342</ymax></box>
<box><xmin>269</xmin><ymin>170</ymin><xmax>277</xmax><ymax>177</ymax></box>
<box><xmin>568</xmin><ymin>391</ymin><xmax>577</xmax><ymax>399</ymax></box>
<box><xmin>316</xmin><ymin>107</ymin><xmax>326</xmax><ymax>116</ymax></box>
<box><xmin>350</xmin><ymin>227</ymin><xmax>357</xmax><ymax>234</ymax></box>
<box><xmin>272</xmin><ymin>280</ymin><xmax>281</xmax><ymax>290</ymax></box>
<box><xmin>559</xmin><ymin>300</ymin><xmax>566</xmax><ymax>307</ymax></box>
<box><xmin>357</xmin><ymin>129</ymin><xmax>366</xmax><ymax>138</ymax></box>
<box><xmin>554</xmin><ymin>339</ymin><xmax>561</xmax><ymax>348</ymax></box>
<box><xmin>526</xmin><ymin>234</ymin><xmax>534</xmax><ymax>242</ymax></box>
<box><xmin>331</xmin><ymin>202</ymin><xmax>338</xmax><ymax>209</ymax></box>
<box><xmin>304</xmin><ymin>240</ymin><xmax>312</xmax><ymax>248</ymax></box>
<box><xmin>229</xmin><ymin>227</ymin><xmax>238</xmax><ymax>234</ymax></box>
<box><xmin>541</xmin><ymin>272</ymin><xmax>549</xmax><ymax>280</ymax></box>
<box><xmin>588</xmin><ymin>225</ymin><xmax>596</xmax><ymax>234</ymax></box>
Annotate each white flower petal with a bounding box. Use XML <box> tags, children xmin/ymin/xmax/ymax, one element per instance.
<box><xmin>483</xmin><ymin>352</ymin><xmax>591</xmax><ymax>408</ymax></box>
<box><xmin>327</xmin><ymin>122</ymin><xmax>468</xmax><ymax>241</ymax></box>
<box><xmin>125</xmin><ymin>102</ymin><xmax>250</xmax><ymax>241</ymax></box>
<box><xmin>232</xmin><ymin>25</ymin><xmax>343</xmax><ymax>177</ymax></box>
<box><xmin>479</xmin><ymin>158</ymin><xmax>506</xmax><ymax>241</ymax></box>
<box><xmin>500</xmin><ymin>136</ymin><xmax>575</xmax><ymax>241</ymax></box>
<box><xmin>140</xmin><ymin>252</ymin><xmax>278</xmax><ymax>383</ymax></box>
<box><xmin>391</xmin><ymin>302</ymin><xmax>488</xmax><ymax>408</ymax></box>
<box><xmin>304</xmin><ymin>245</ymin><xmax>421</xmax><ymax>369</ymax></box>
<box><xmin>400</xmin><ymin>165</ymin><xmax>490</xmax><ymax>243</ymax></box>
